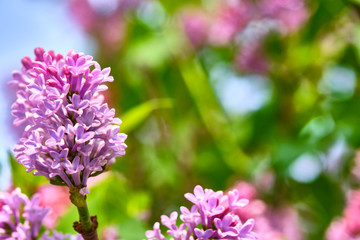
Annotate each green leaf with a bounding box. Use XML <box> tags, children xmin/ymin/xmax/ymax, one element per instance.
<box><xmin>54</xmin><ymin>206</ymin><xmax>78</xmax><ymax>234</ymax></box>
<box><xmin>348</xmin><ymin>0</ymin><xmax>360</xmax><ymax>5</ymax></box>
<box><xmin>49</xmin><ymin>178</ymin><xmax>67</xmax><ymax>186</ymax></box>
<box><xmin>300</xmin><ymin>115</ymin><xmax>335</xmax><ymax>141</ymax></box>
<box><xmin>121</xmin><ymin>98</ymin><xmax>173</xmax><ymax>133</ymax></box>
<box><xmin>8</xmin><ymin>152</ymin><xmax>46</xmax><ymax>195</ymax></box>
<box><xmin>125</xmin><ymin>28</ymin><xmax>182</xmax><ymax>69</ymax></box>
<box><xmin>118</xmin><ymin>218</ymin><xmax>147</xmax><ymax>240</ymax></box>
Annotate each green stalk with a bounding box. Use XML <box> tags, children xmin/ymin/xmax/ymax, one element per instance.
<box><xmin>69</xmin><ymin>187</ymin><xmax>99</xmax><ymax>240</ymax></box>
<box><xmin>76</xmin><ymin>203</ymin><xmax>92</xmax><ymax>231</ymax></box>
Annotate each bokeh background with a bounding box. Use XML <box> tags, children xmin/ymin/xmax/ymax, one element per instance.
<box><xmin>2</xmin><ymin>0</ymin><xmax>360</xmax><ymax>239</ymax></box>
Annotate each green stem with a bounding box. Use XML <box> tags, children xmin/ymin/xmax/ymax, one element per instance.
<box><xmin>69</xmin><ymin>187</ymin><xmax>99</xmax><ymax>240</ymax></box>
<box><xmin>76</xmin><ymin>203</ymin><xmax>92</xmax><ymax>231</ymax></box>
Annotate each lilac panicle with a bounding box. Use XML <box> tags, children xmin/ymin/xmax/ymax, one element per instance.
<box><xmin>0</xmin><ymin>188</ymin><xmax>82</xmax><ymax>240</ymax></box>
<box><xmin>146</xmin><ymin>185</ymin><xmax>257</xmax><ymax>240</ymax></box>
<box><xmin>146</xmin><ymin>222</ymin><xmax>166</xmax><ymax>240</ymax></box>
<box><xmin>11</xmin><ymin>47</ymin><xmax>127</xmax><ymax>191</ymax></box>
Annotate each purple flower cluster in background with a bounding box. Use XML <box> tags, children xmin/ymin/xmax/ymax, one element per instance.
<box><xmin>146</xmin><ymin>185</ymin><xmax>256</xmax><ymax>240</ymax></box>
<box><xmin>0</xmin><ymin>188</ymin><xmax>82</xmax><ymax>240</ymax></box>
<box><xmin>11</xmin><ymin>47</ymin><xmax>127</xmax><ymax>192</ymax></box>
<box><xmin>181</xmin><ymin>0</ymin><xmax>308</xmax><ymax>73</ymax></box>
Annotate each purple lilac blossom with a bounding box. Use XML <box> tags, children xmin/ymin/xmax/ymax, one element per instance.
<box><xmin>145</xmin><ymin>185</ymin><xmax>256</xmax><ymax>240</ymax></box>
<box><xmin>11</xmin><ymin>48</ymin><xmax>127</xmax><ymax>192</ymax></box>
<box><xmin>0</xmin><ymin>188</ymin><xmax>82</xmax><ymax>240</ymax></box>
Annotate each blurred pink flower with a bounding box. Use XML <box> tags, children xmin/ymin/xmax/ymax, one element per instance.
<box><xmin>231</xmin><ymin>181</ymin><xmax>303</xmax><ymax>240</ymax></box>
<box><xmin>232</xmin><ymin>182</ymin><xmax>257</xmax><ymax>200</ymax></box>
<box><xmin>326</xmin><ymin>190</ymin><xmax>360</xmax><ymax>239</ymax></box>
<box><xmin>344</xmin><ymin>191</ymin><xmax>360</xmax><ymax>235</ymax></box>
<box><xmin>181</xmin><ymin>0</ymin><xmax>308</xmax><ymax>73</ymax></box>
<box><xmin>68</xmin><ymin>0</ymin><xmax>96</xmax><ymax>32</ymax></box>
<box><xmin>208</xmin><ymin>0</ymin><xmax>252</xmax><ymax>46</ymax></box>
<box><xmin>181</xmin><ymin>11</ymin><xmax>209</xmax><ymax>48</ymax></box>
<box><xmin>254</xmin><ymin>170</ymin><xmax>276</xmax><ymax>192</ymax></box>
<box><xmin>235</xmin><ymin>43</ymin><xmax>268</xmax><ymax>73</ymax></box>
<box><xmin>68</xmin><ymin>0</ymin><xmax>140</xmax><ymax>52</ymax></box>
<box><xmin>37</xmin><ymin>185</ymin><xmax>71</xmax><ymax>228</ymax></box>
<box><xmin>101</xmin><ymin>226</ymin><xmax>120</xmax><ymax>240</ymax></box>
<box><xmin>326</xmin><ymin>220</ymin><xmax>353</xmax><ymax>240</ymax></box>
<box><xmin>0</xmin><ymin>199</ymin><xmax>3</xmax><ymax>210</ymax></box>
<box><xmin>261</xmin><ymin>207</ymin><xmax>302</xmax><ymax>240</ymax></box>
<box><xmin>260</xmin><ymin>0</ymin><xmax>308</xmax><ymax>33</ymax></box>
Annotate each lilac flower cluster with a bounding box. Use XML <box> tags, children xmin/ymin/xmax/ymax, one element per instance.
<box><xmin>146</xmin><ymin>185</ymin><xmax>256</xmax><ymax>240</ymax></box>
<box><xmin>0</xmin><ymin>188</ymin><xmax>82</xmax><ymax>240</ymax></box>
<box><xmin>11</xmin><ymin>48</ymin><xmax>127</xmax><ymax>192</ymax></box>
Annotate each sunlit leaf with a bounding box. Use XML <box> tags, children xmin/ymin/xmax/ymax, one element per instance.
<box><xmin>121</xmin><ymin>98</ymin><xmax>173</xmax><ymax>133</ymax></box>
